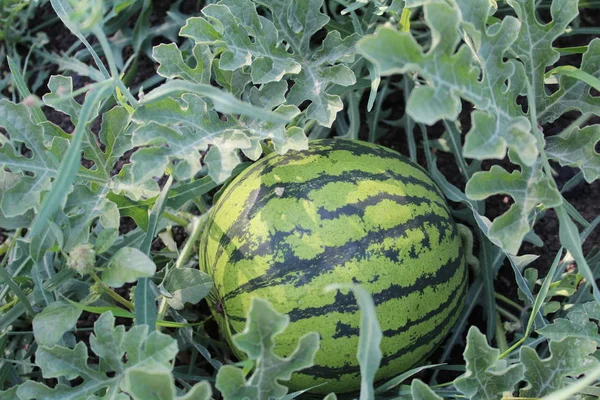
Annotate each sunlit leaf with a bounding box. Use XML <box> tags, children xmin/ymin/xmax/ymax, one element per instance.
<box><xmin>16</xmin><ymin>312</ymin><xmax>180</xmax><ymax>399</ymax></box>
<box><xmin>454</xmin><ymin>326</ymin><xmax>524</xmax><ymax>399</ymax></box>
<box><xmin>357</xmin><ymin>1</ymin><xmax>535</xmax><ymax>165</ymax></box>
<box><xmin>546</xmin><ymin>125</ymin><xmax>600</xmax><ymax>183</ymax></box>
<box><xmin>180</xmin><ymin>0</ymin><xmax>358</xmax><ymax>127</ymax></box>
<box><xmin>102</xmin><ymin>247</ymin><xmax>156</xmax><ymax>288</ymax></box>
<box><xmin>465</xmin><ymin>153</ymin><xmax>562</xmax><ymax>254</ymax></box>
<box><xmin>539</xmin><ymin>301</ymin><xmax>600</xmax><ymax>342</ymax></box>
<box><xmin>163</xmin><ymin>268</ymin><xmax>213</xmax><ymax>310</ymax></box>
<box><xmin>520</xmin><ymin>337</ymin><xmax>599</xmax><ymax>397</ymax></box>
<box><xmin>32</xmin><ymin>301</ymin><xmax>82</xmax><ymax>347</ymax></box>
<box><xmin>215</xmin><ymin>298</ymin><xmax>319</xmax><ymax>400</ymax></box>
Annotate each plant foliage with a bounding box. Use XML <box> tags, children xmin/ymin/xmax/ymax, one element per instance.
<box><xmin>1</xmin><ymin>0</ymin><xmax>600</xmax><ymax>398</ymax></box>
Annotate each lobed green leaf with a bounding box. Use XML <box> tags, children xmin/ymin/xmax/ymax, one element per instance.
<box><xmin>546</xmin><ymin>125</ymin><xmax>600</xmax><ymax>183</ymax></box>
<box><xmin>14</xmin><ymin>312</ymin><xmax>188</xmax><ymax>399</ymax></box>
<box><xmin>216</xmin><ymin>298</ymin><xmax>320</xmax><ymax>400</ymax></box>
<box><xmin>454</xmin><ymin>326</ymin><xmax>525</xmax><ymax>399</ymax></box>
<box><xmin>520</xmin><ymin>337</ymin><xmax>599</xmax><ymax>397</ymax></box>
<box><xmin>180</xmin><ymin>0</ymin><xmax>357</xmax><ymax>128</ymax></box>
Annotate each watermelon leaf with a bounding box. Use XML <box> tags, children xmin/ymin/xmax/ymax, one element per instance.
<box><xmin>0</xmin><ymin>387</ymin><xmax>18</xmax><ymax>400</ymax></box>
<box><xmin>538</xmin><ymin>301</ymin><xmax>600</xmax><ymax>342</ymax></box>
<box><xmin>356</xmin><ymin>0</ymin><xmax>600</xmax><ymax>257</ymax></box>
<box><xmin>215</xmin><ymin>298</ymin><xmax>320</xmax><ymax>400</ymax></box>
<box><xmin>14</xmin><ymin>311</ymin><xmax>209</xmax><ymax>399</ymax></box>
<box><xmin>410</xmin><ymin>379</ymin><xmax>443</xmax><ymax>400</ymax></box>
<box><xmin>152</xmin><ymin>43</ymin><xmax>213</xmax><ymax>84</ymax></box>
<box><xmin>538</xmin><ymin>38</ymin><xmax>600</xmax><ymax>123</ymax></box>
<box><xmin>0</xmin><ymin>75</ymin><xmax>127</xmax><ymax>251</ymax></box>
<box><xmin>42</xmin><ymin>76</ymin><xmax>134</xmax><ymax>183</ymax></box>
<box><xmin>0</xmin><ymin>79</ymin><xmax>123</xmax><ymax>261</ymax></box>
<box><xmin>509</xmin><ymin>0</ymin><xmax>598</xmax><ymax>124</ymax></box>
<box><xmin>546</xmin><ymin>125</ymin><xmax>600</xmax><ymax>183</ymax></box>
<box><xmin>357</xmin><ymin>1</ymin><xmax>534</xmax><ymax>165</ymax></box>
<box><xmin>123</xmin><ymin>0</ymin><xmax>359</xmax><ymax>187</ymax></box>
<box><xmin>465</xmin><ymin>155</ymin><xmax>562</xmax><ymax>255</ymax></box>
<box><xmin>31</xmin><ymin>301</ymin><xmax>82</xmax><ymax>347</ymax></box>
<box><xmin>180</xmin><ymin>0</ymin><xmax>358</xmax><ymax>128</ymax></box>
<box><xmin>519</xmin><ymin>337</ymin><xmax>599</xmax><ymax>397</ymax></box>
<box><xmin>102</xmin><ymin>247</ymin><xmax>157</xmax><ymax>288</ymax></box>
<box><xmin>63</xmin><ymin>185</ymin><xmax>121</xmax><ymax>255</ymax></box>
<box><xmin>162</xmin><ymin>267</ymin><xmax>213</xmax><ymax>310</ymax></box>
<box><xmin>454</xmin><ymin>326</ymin><xmax>524</xmax><ymax>399</ymax></box>
<box><xmin>0</xmin><ymin>99</ymin><xmax>67</xmax><ymax>218</ymax></box>
<box><xmin>127</xmin><ymin>92</ymin><xmax>303</xmax><ymax>185</ymax></box>
<box><xmin>120</xmin><ymin>369</ymin><xmax>212</xmax><ymax>400</ymax></box>
<box><xmin>356</xmin><ymin>0</ymin><xmax>537</xmax><ymax>254</ymax></box>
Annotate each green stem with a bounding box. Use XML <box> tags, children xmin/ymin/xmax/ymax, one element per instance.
<box><xmin>156</xmin><ymin>213</ymin><xmax>210</xmax><ymax>330</ymax></box>
<box><xmin>430</xmin><ymin>381</ymin><xmax>455</xmax><ymax>389</ymax></box>
<box><xmin>495</xmin><ymin>312</ymin><xmax>509</xmax><ymax>354</ymax></box>
<box><xmin>526</xmin><ymin>80</ymin><xmax>555</xmax><ymax>183</ymax></box>
<box><xmin>0</xmin><ymin>296</ymin><xmax>20</xmax><ymax>313</ymax></box>
<box><xmin>495</xmin><ymin>293</ymin><xmax>525</xmax><ymax>312</ymax></box>
<box><xmin>163</xmin><ymin>211</ymin><xmax>191</xmax><ymax>227</ymax></box>
<box><xmin>496</xmin><ymin>304</ymin><xmax>521</xmax><ymax>323</ymax></box>
<box><xmin>305</xmin><ymin>119</ymin><xmax>318</xmax><ymax>136</ymax></box>
<box><xmin>156</xmin><ymin>297</ymin><xmax>169</xmax><ymax>331</ymax></box>
<box><xmin>0</xmin><ymin>229</ymin><xmax>20</xmax><ymax>269</ymax></box>
<box><xmin>499</xmin><ymin>336</ymin><xmax>526</xmax><ymax>360</ymax></box>
<box><xmin>91</xmin><ymin>26</ymin><xmax>138</xmax><ymax>107</ymax></box>
<box><xmin>175</xmin><ymin>213</ymin><xmax>209</xmax><ymax>269</ymax></box>
<box><xmin>194</xmin><ymin>197</ymin><xmax>209</xmax><ymax>214</ymax></box>
<box><xmin>91</xmin><ymin>272</ymin><xmax>134</xmax><ymax>311</ymax></box>
<box><xmin>0</xmin><ymin>229</ymin><xmax>34</xmax><ymax>316</ymax></box>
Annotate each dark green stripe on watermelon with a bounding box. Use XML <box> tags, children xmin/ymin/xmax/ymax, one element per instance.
<box><xmin>208</xmin><ymin>140</ymin><xmax>446</xmax><ymax>225</ymax></box>
<box><xmin>331</xmin><ymin>263</ymin><xmax>466</xmax><ymax>340</ymax></box>
<box><xmin>221</xmin><ymin>213</ymin><xmax>456</xmax><ymax>302</ymax></box>
<box><xmin>282</xmin><ymin>251</ymin><xmax>464</xmax><ymax>322</ymax></box>
<box><xmin>301</xmin><ymin>274</ymin><xmax>467</xmax><ymax>379</ymax></box>
<box><xmin>239</xmin><ymin>170</ymin><xmax>446</xmax><ymax>219</ymax></box>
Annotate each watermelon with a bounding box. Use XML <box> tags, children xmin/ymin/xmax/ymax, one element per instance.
<box><xmin>200</xmin><ymin>139</ymin><xmax>467</xmax><ymax>394</ymax></box>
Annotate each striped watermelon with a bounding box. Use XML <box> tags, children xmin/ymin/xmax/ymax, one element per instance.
<box><xmin>200</xmin><ymin>139</ymin><xmax>466</xmax><ymax>394</ymax></box>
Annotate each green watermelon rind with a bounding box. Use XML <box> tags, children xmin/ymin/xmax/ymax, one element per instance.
<box><xmin>200</xmin><ymin>139</ymin><xmax>467</xmax><ymax>394</ymax></box>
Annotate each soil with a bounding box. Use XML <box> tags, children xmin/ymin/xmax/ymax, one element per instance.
<box><xmin>2</xmin><ymin>0</ymin><xmax>600</xmax><ymax>394</ymax></box>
